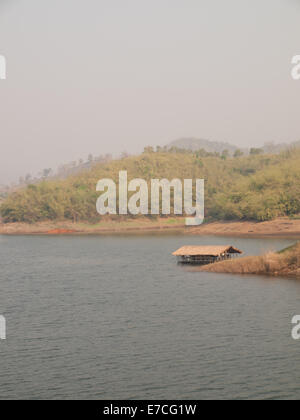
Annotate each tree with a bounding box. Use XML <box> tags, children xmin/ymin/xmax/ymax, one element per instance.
<box><xmin>25</xmin><ymin>174</ymin><xmax>32</xmax><ymax>184</ymax></box>
<box><xmin>250</xmin><ymin>148</ymin><xmax>263</xmax><ymax>156</ymax></box>
<box><xmin>42</xmin><ymin>168</ymin><xmax>52</xmax><ymax>178</ymax></box>
<box><xmin>234</xmin><ymin>149</ymin><xmax>244</xmax><ymax>158</ymax></box>
<box><xmin>221</xmin><ymin>149</ymin><xmax>229</xmax><ymax>160</ymax></box>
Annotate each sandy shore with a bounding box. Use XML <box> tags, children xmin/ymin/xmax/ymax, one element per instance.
<box><xmin>188</xmin><ymin>218</ymin><xmax>300</xmax><ymax>237</ymax></box>
<box><xmin>1</xmin><ymin>217</ymin><xmax>300</xmax><ymax>237</ymax></box>
<box><xmin>0</xmin><ymin>218</ymin><xmax>186</xmax><ymax>235</ymax></box>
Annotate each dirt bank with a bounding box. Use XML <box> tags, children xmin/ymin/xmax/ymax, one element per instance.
<box><xmin>0</xmin><ymin>218</ymin><xmax>186</xmax><ymax>235</ymax></box>
<box><xmin>188</xmin><ymin>218</ymin><xmax>300</xmax><ymax>237</ymax></box>
<box><xmin>1</xmin><ymin>217</ymin><xmax>300</xmax><ymax>236</ymax></box>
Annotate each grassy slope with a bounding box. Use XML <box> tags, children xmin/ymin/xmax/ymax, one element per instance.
<box><xmin>1</xmin><ymin>148</ymin><xmax>300</xmax><ymax>224</ymax></box>
<box><xmin>201</xmin><ymin>243</ymin><xmax>300</xmax><ymax>276</ymax></box>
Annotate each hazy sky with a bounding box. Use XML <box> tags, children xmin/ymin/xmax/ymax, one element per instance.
<box><xmin>0</xmin><ymin>0</ymin><xmax>300</xmax><ymax>183</ymax></box>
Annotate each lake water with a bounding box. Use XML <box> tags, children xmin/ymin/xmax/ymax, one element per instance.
<box><xmin>1</xmin><ymin>234</ymin><xmax>300</xmax><ymax>400</ymax></box>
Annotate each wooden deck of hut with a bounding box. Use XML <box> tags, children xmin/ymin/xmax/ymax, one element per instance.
<box><xmin>172</xmin><ymin>245</ymin><xmax>242</xmax><ymax>265</ymax></box>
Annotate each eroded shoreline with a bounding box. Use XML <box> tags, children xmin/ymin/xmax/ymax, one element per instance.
<box><xmin>1</xmin><ymin>217</ymin><xmax>300</xmax><ymax>237</ymax></box>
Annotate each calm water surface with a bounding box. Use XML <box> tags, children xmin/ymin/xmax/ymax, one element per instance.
<box><xmin>0</xmin><ymin>234</ymin><xmax>300</xmax><ymax>400</ymax></box>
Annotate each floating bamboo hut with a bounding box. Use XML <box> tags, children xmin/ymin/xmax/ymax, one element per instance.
<box><xmin>172</xmin><ymin>245</ymin><xmax>242</xmax><ymax>265</ymax></box>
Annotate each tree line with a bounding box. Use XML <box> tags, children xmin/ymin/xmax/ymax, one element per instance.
<box><xmin>1</xmin><ymin>147</ymin><xmax>300</xmax><ymax>223</ymax></box>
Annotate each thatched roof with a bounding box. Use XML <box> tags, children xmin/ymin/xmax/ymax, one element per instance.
<box><xmin>172</xmin><ymin>245</ymin><xmax>242</xmax><ymax>257</ymax></box>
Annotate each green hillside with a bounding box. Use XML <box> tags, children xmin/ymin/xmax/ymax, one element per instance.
<box><xmin>1</xmin><ymin>148</ymin><xmax>300</xmax><ymax>223</ymax></box>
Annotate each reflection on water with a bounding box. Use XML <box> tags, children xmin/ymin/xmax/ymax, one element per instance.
<box><xmin>0</xmin><ymin>234</ymin><xmax>300</xmax><ymax>399</ymax></box>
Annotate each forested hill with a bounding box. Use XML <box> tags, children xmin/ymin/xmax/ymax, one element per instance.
<box><xmin>1</xmin><ymin>148</ymin><xmax>300</xmax><ymax>223</ymax></box>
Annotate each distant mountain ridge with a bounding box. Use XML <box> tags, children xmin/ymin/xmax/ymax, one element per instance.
<box><xmin>166</xmin><ymin>137</ymin><xmax>300</xmax><ymax>155</ymax></box>
<box><xmin>166</xmin><ymin>138</ymin><xmax>245</xmax><ymax>155</ymax></box>
<box><xmin>263</xmin><ymin>140</ymin><xmax>300</xmax><ymax>154</ymax></box>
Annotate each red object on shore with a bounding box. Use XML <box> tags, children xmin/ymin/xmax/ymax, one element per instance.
<box><xmin>46</xmin><ymin>228</ymin><xmax>75</xmax><ymax>234</ymax></box>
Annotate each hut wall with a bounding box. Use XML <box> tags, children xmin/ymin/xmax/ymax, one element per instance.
<box><xmin>177</xmin><ymin>252</ymin><xmax>233</xmax><ymax>265</ymax></box>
